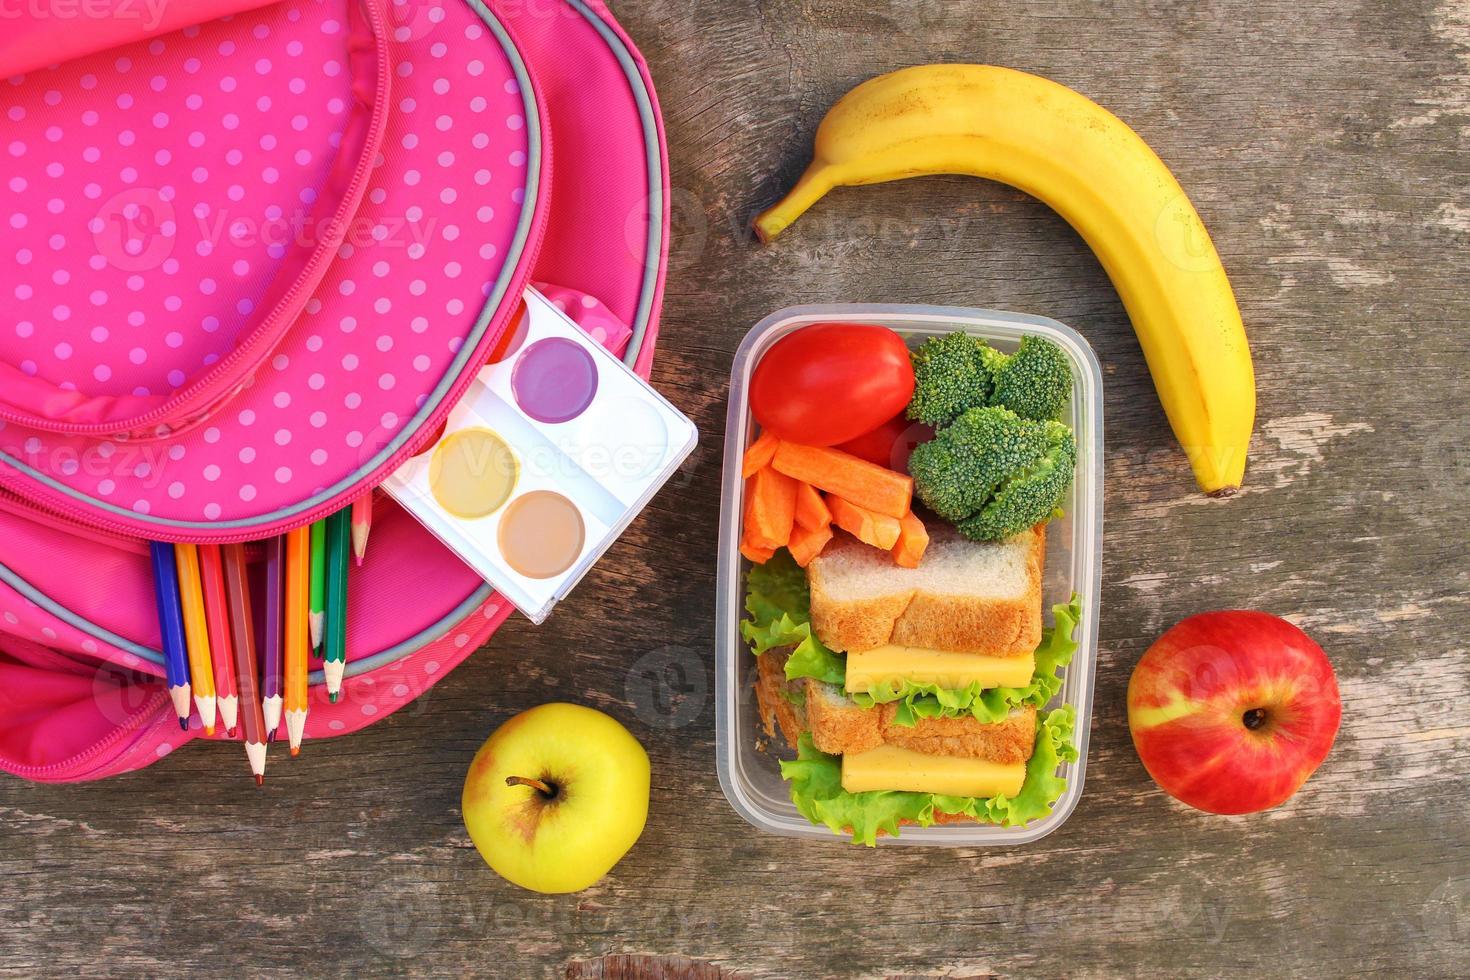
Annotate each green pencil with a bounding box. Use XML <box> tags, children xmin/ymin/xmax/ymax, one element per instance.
<box><xmin>308</xmin><ymin>518</ymin><xmax>327</xmax><ymax>651</ymax></box>
<box><xmin>323</xmin><ymin>508</ymin><xmax>351</xmax><ymax>703</ymax></box>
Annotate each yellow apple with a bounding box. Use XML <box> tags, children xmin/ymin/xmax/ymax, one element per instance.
<box><xmin>462</xmin><ymin>703</ymin><xmax>650</xmax><ymax>893</ymax></box>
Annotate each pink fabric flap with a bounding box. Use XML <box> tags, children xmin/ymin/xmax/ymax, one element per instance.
<box><xmin>0</xmin><ymin>0</ymin><xmax>392</xmax><ymax>438</ymax></box>
<box><xmin>0</xmin><ymin>0</ymin><xmax>547</xmax><ymax>539</ymax></box>
<box><xmin>0</xmin><ymin>0</ymin><xmax>284</xmax><ymax>80</ymax></box>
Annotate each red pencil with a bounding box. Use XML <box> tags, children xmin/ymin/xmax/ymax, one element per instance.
<box><xmin>351</xmin><ymin>493</ymin><xmax>373</xmax><ymax>567</ymax></box>
<box><xmin>197</xmin><ymin>545</ymin><xmax>239</xmax><ymax>736</ymax></box>
<box><xmin>221</xmin><ymin>543</ymin><xmax>268</xmax><ymax>785</ymax></box>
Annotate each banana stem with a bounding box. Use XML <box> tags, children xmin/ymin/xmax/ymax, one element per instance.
<box><xmin>754</xmin><ymin>163</ymin><xmax>836</xmax><ymax>242</ymax></box>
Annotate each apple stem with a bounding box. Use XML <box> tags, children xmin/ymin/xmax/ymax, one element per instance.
<box><xmin>505</xmin><ymin>775</ymin><xmax>556</xmax><ymax>798</ymax></box>
<box><xmin>1242</xmin><ymin>708</ymin><xmax>1269</xmax><ymax>731</ymax></box>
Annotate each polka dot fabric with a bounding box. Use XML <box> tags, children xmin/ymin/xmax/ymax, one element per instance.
<box><xmin>0</xmin><ymin>0</ymin><xmax>545</xmax><ymax>538</ymax></box>
<box><xmin>0</xmin><ymin>0</ymin><xmax>674</xmax><ymax>782</ymax></box>
<box><xmin>3</xmin><ymin>5</ymin><xmax>356</xmax><ymax>399</ymax></box>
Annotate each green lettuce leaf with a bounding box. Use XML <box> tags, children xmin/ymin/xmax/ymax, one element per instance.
<box><xmin>851</xmin><ymin>595</ymin><xmax>1082</xmax><ymax>726</ymax></box>
<box><xmin>739</xmin><ymin>550</ymin><xmax>844</xmax><ymax>685</ymax></box>
<box><xmin>780</xmin><ymin>706</ymin><xmax>1079</xmax><ymax>846</ymax></box>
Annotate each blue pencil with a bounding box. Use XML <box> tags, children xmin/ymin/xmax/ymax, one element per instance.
<box><xmin>148</xmin><ymin>541</ymin><xmax>193</xmax><ymax>731</ymax></box>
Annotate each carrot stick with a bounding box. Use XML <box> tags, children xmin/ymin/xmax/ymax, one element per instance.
<box><xmin>744</xmin><ymin>466</ymin><xmax>797</xmax><ymax>550</ymax></box>
<box><xmin>793</xmin><ymin>481</ymin><xmax>832</xmax><ymax>531</ymax></box>
<box><xmin>771</xmin><ymin>442</ymin><xmax>912</xmax><ymax>519</ymax></box>
<box><xmin>740</xmin><ymin>539</ymin><xmax>776</xmax><ymax>564</ymax></box>
<box><xmin>827</xmin><ymin>494</ymin><xmax>902</xmax><ymax>550</ymax></box>
<box><xmin>742</xmin><ymin>431</ymin><xmax>780</xmax><ymax>479</ymax></box>
<box><xmin>891</xmin><ymin>511</ymin><xmax>929</xmax><ymax>568</ymax></box>
<box><xmin>788</xmin><ymin>522</ymin><xmax>834</xmax><ymax>568</ymax></box>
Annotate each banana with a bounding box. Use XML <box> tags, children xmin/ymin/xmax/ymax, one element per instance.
<box><xmin>755</xmin><ymin>65</ymin><xmax>1255</xmax><ymax>496</ymax></box>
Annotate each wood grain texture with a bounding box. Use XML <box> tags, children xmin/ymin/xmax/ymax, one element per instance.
<box><xmin>2</xmin><ymin>0</ymin><xmax>1469</xmax><ymax>977</ymax></box>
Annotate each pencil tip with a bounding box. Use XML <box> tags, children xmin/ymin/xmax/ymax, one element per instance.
<box><xmin>205</xmin><ymin>726</ymin><xmax>215</xmax><ymax>737</ymax></box>
<box><xmin>178</xmin><ymin>718</ymin><xmax>189</xmax><ymax>731</ymax></box>
<box><xmin>255</xmin><ymin>774</ymin><xmax>264</xmax><ymax>787</ymax></box>
<box><xmin>290</xmin><ymin>747</ymin><xmax>300</xmax><ymax>757</ymax></box>
<box><xmin>227</xmin><ymin>727</ymin><xmax>238</xmax><ymax>737</ymax></box>
<box><xmin>329</xmin><ymin>692</ymin><xmax>339</xmax><ymax>704</ymax></box>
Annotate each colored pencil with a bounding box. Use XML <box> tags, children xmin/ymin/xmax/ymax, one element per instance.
<box><xmin>221</xmin><ymin>542</ymin><xmax>268</xmax><ymax>785</ymax></box>
<box><xmin>284</xmin><ymin>525</ymin><xmax>311</xmax><ymax>756</ymax></box>
<box><xmin>172</xmin><ymin>544</ymin><xmax>217</xmax><ymax>736</ymax></box>
<box><xmin>261</xmin><ymin>535</ymin><xmax>286</xmax><ymax>742</ymax></box>
<box><xmin>351</xmin><ymin>492</ymin><xmax>373</xmax><ymax>567</ymax></box>
<box><xmin>197</xmin><ymin>544</ymin><xmax>239</xmax><ymax>736</ymax></box>
<box><xmin>308</xmin><ymin>518</ymin><xmax>327</xmax><ymax>651</ymax></box>
<box><xmin>148</xmin><ymin>542</ymin><xmax>192</xmax><ymax>731</ymax></box>
<box><xmin>323</xmin><ymin>507</ymin><xmax>351</xmax><ymax>703</ymax></box>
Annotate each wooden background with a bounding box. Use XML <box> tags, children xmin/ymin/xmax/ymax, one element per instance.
<box><xmin>3</xmin><ymin>0</ymin><xmax>1468</xmax><ymax>976</ymax></box>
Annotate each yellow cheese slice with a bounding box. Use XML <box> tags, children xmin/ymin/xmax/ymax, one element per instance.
<box><xmin>841</xmin><ymin>744</ymin><xmax>1025</xmax><ymax>798</ymax></box>
<box><xmin>844</xmin><ymin>647</ymin><xmax>1035</xmax><ymax>693</ymax></box>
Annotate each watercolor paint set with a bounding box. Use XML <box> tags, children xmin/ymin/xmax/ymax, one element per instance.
<box><xmin>384</xmin><ymin>288</ymin><xmax>698</xmax><ymax>624</ymax></box>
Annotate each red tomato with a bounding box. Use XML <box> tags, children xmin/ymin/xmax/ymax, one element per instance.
<box><xmin>836</xmin><ymin>412</ymin><xmax>934</xmax><ymax>472</ymax></box>
<box><xmin>749</xmin><ymin>324</ymin><xmax>915</xmax><ymax>446</ymax></box>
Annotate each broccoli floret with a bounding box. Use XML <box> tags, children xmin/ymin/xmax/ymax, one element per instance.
<box><xmin>982</xmin><ymin>336</ymin><xmax>1072</xmax><ymax>422</ymax></box>
<box><xmin>908</xmin><ymin>406</ymin><xmax>1046</xmax><ymax>522</ymax></box>
<box><xmin>906</xmin><ymin>331</ymin><xmax>992</xmax><ymax>427</ymax></box>
<box><xmin>957</xmin><ymin>419</ymin><xmax>1076</xmax><ymax>541</ymax></box>
<box><xmin>908</xmin><ymin>406</ymin><xmax>1076</xmax><ymax>541</ymax></box>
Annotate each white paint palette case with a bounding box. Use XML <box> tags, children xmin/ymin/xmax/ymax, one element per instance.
<box><xmin>384</xmin><ymin>287</ymin><xmax>698</xmax><ymax>623</ymax></box>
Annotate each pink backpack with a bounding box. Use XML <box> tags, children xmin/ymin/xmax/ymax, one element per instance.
<box><xmin>0</xmin><ymin>0</ymin><xmax>671</xmax><ymax>780</ymax></box>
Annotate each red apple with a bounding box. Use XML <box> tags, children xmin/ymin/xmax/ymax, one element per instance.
<box><xmin>1127</xmin><ymin>611</ymin><xmax>1341</xmax><ymax>815</ymax></box>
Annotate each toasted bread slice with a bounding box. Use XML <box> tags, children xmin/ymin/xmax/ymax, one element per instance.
<box><xmin>807</xmin><ymin>524</ymin><xmax>1044</xmax><ymax>655</ymax></box>
<box><xmin>753</xmin><ymin>648</ymin><xmax>805</xmax><ymax>747</ymax></box>
<box><xmin>804</xmin><ymin>680</ymin><xmax>1037</xmax><ymax>763</ymax></box>
<box><xmin>754</xmin><ymin>652</ymin><xmax>1036</xmax><ymax>764</ymax></box>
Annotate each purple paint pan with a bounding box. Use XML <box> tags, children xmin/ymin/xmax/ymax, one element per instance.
<box><xmin>510</xmin><ymin>337</ymin><xmax>599</xmax><ymax>423</ymax></box>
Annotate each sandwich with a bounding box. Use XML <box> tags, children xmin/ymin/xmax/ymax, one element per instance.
<box><xmin>745</xmin><ymin>526</ymin><xmax>1080</xmax><ymax>845</ymax></box>
<box><xmin>737</xmin><ymin>326</ymin><xmax>1083</xmax><ymax>844</ymax></box>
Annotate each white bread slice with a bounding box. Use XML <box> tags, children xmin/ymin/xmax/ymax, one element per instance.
<box><xmin>807</xmin><ymin>524</ymin><xmax>1044</xmax><ymax>655</ymax></box>
<box><xmin>803</xmin><ymin>679</ymin><xmax>1037</xmax><ymax>762</ymax></box>
<box><xmin>753</xmin><ymin>651</ymin><xmax>1036</xmax><ymax>765</ymax></box>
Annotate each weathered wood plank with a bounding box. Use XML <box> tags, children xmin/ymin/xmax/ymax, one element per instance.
<box><xmin>2</xmin><ymin>0</ymin><xmax>1468</xmax><ymax>977</ymax></box>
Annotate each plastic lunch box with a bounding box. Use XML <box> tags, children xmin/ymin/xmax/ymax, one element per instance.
<box><xmin>715</xmin><ymin>304</ymin><xmax>1104</xmax><ymax>845</ymax></box>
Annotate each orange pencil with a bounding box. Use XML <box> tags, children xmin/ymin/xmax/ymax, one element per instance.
<box><xmin>172</xmin><ymin>544</ymin><xmax>217</xmax><ymax>736</ymax></box>
<box><xmin>350</xmin><ymin>493</ymin><xmax>373</xmax><ymax>567</ymax></box>
<box><xmin>197</xmin><ymin>544</ymin><xmax>239</xmax><ymax>736</ymax></box>
<box><xmin>283</xmin><ymin>525</ymin><xmax>311</xmax><ymax>756</ymax></box>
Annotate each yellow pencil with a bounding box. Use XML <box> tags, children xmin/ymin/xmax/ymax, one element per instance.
<box><xmin>173</xmin><ymin>543</ymin><xmax>217</xmax><ymax>736</ymax></box>
<box><xmin>284</xmin><ymin>525</ymin><xmax>311</xmax><ymax>756</ymax></box>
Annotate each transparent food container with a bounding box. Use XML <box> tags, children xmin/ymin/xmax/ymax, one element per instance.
<box><xmin>715</xmin><ymin>304</ymin><xmax>1104</xmax><ymax>846</ymax></box>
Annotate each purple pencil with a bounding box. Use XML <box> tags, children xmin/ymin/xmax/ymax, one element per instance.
<box><xmin>261</xmin><ymin>535</ymin><xmax>286</xmax><ymax>741</ymax></box>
